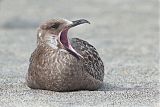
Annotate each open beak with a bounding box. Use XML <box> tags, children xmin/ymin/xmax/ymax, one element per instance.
<box><xmin>69</xmin><ymin>19</ymin><xmax>90</xmax><ymax>28</ymax></box>
<box><xmin>60</xmin><ymin>19</ymin><xmax>90</xmax><ymax>60</ymax></box>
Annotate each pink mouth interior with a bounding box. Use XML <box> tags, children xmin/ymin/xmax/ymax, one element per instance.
<box><xmin>60</xmin><ymin>29</ymin><xmax>82</xmax><ymax>59</ymax></box>
<box><xmin>60</xmin><ymin>29</ymin><xmax>70</xmax><ymax>48</ymax></box>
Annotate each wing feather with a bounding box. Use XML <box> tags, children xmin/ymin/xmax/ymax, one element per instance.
<box><xmin>70</xmin><ymin>38</ymin><xmax>104</xmax><ymax>81</ymax></box>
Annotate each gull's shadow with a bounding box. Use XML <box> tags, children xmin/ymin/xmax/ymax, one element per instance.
<box><xmin>98</xmin><ymin>83</ymin><xmax>133</xmax><ymax>91</ymax></box>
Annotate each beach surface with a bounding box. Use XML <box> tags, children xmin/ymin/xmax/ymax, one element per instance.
<box><xmin>0</xmin><ymin>0</ymin><xmax>159</xmax><ymax>107</ymax></box>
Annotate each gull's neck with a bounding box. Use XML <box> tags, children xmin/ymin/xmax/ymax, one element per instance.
<box><xmin>45</xmin><ymin>36</ymin><xmax>59</xmax><ymax>49</ymax></box>
<box><xmin>38</xmin><ymin>32</ymin><xmax>59</xmax><ymax>49</ymax></box>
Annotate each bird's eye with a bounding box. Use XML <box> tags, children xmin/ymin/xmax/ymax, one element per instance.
<box><xmin>51</xmin><ymin>23</ymin><xmax>60</xmax><ymax>29</ymax></box>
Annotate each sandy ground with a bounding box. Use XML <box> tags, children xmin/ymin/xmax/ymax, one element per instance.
<box><xmin>0</xmin><ymin>0</ymin><xmax>159</xmax><ymax>107</ymax></box>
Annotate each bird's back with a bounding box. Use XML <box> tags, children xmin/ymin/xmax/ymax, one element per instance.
<box><xmin>70</xmin><ymin>38</ymin><xmax>104</xmax><ymax>81</ymax></box>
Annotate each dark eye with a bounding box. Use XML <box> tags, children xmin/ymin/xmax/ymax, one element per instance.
<box><xmin>51</xmin><ymin>23</ymin><xmax>60</xmax><ymax>29</ymax></box>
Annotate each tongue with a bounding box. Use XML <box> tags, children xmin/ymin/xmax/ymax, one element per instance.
<box><xmin>60</xmin><ymin>30</ymin><xmax>83</xmax><ymax>60</ymax></box>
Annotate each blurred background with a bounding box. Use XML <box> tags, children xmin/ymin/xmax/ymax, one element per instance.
<box><xmin>0</xmin><ymin>0</ymin><xmax>159</xmax><ymax>107</ymax></box>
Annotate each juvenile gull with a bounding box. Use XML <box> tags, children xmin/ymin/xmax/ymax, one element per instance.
<box><xmin>26</xmin><ymin>19</ymin><xmax>104</xmax><ymax>91</ymax></box>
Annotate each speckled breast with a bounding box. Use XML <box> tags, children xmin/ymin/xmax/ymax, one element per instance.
<box><xmin>26</xmin><ymin>46</ymin><xmax>86</xmax><ymax>91</ymax></box>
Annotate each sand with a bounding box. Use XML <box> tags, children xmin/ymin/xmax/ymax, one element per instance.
<box><xmin>0</xmin><ymin>0</ymin><xmax>159</xmax><ymax>107</ymax></box>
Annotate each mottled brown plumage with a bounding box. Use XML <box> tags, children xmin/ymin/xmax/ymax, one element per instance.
<box><xmin>26</xmin><ymin>19</ymin><xmax>104</xmax><ymax>91</ymax></box>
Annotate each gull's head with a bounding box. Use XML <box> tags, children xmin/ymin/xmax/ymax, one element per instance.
<box><xmin>38</xmin><ymin>18</ymin><xmax>90</xmax><ymax>59</ymax></box>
